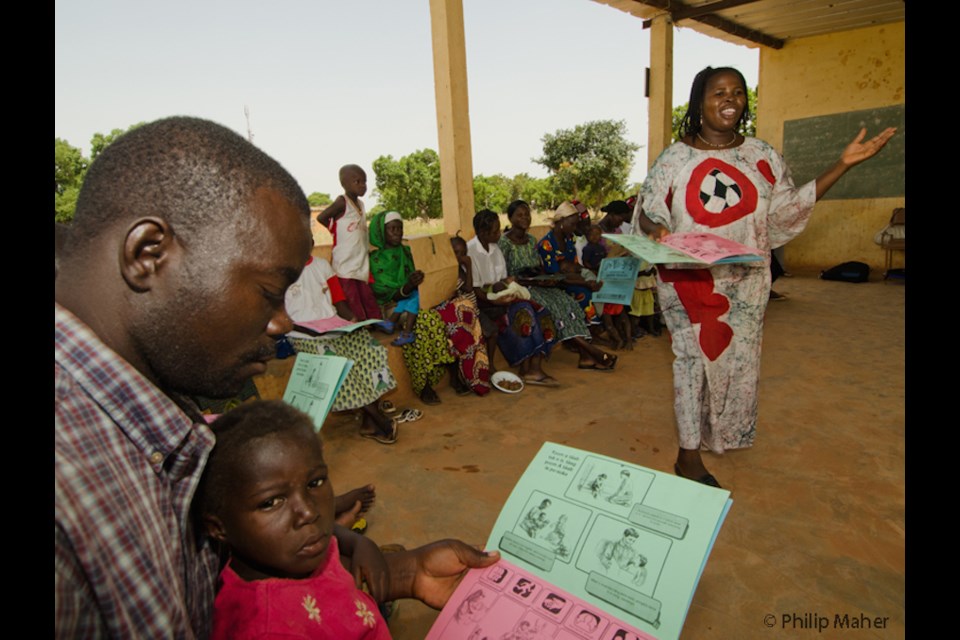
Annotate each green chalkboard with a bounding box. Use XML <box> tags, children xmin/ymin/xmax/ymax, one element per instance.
<box><xmin>782</xmin><ymin>104</ymin><xmax>904</xmax><ymax>200</ymax></box>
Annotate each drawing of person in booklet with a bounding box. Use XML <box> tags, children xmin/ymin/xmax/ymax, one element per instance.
<box><xmin>543</xmin><ymin>514</ymin><xmax>570</xmax><ymax>559</ymax></box>
<box><xmin>499</xmin><ymin>619</ymin><xmax>545</xmax><ymax>640</ymax></box>
<box><xmin>596</xmin><ymin>528</ymin><xmax>648</xmax><ymax>585</ymax></box>
<box><xmin>454</xmin><ymin>589</ymin><xmax>489</xmax><ymax>624</ymax></box>
<box><xmin>605</xmin><ymin>469</ymin><xmax>634</xmax><ymax>506</ymax></box>
<box><xmin>520</xmin><ymin>499</ymin><xmax>552</xmax><ymax>538</ymax></box>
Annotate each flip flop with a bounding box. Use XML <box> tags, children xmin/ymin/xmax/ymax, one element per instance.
<box><xmin>360</xmin><ymin>418</ymin><xmax>399</xmax><ymax>444</ymax></box>
<box><xmin>396</xmin><ymin>408</ymin><xmax>423</xmax><ymax>423</ymax></box>
<box><xmin>674</xmin><ymin>463</ymin><xmax>722</xmax><ymax>488</ymax></box>
<box><xmin>577</xmin><ymin>360</ymin><xmax>616</xmax><ymax>372</ymax></box>
<box><xmin>391</xmin><ymin>331</ymin><xmax>416</xmax><ymax>346</ymax></box>
<box><xmin>523</xmin><ymin>375</ymin><xmax>560</xmax><ymax>388</ymax></box>
<box><xmin>374</xmin><ymin>320</ymin><xmax>395</xmax><ymax>333</ymax></box>
<box><xmin>351</xmin><ymin>517</ymin><xmax>368</xmax><ymax>534</ymax></box>
<box><xmin>378</xmin><ymin>400</ymin><xmax>398</xmax><ymax>416</ymax></box>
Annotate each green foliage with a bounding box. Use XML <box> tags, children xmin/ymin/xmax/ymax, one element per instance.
<box><xmin>534</xmin><ymin>120</ymin><xmax>640</xmax><ymax>211</ymax></box>
<box><xmin>55</xmin><ymin>122</ymin><xmax>147</xmax><ymax>222</ymax></box>
<box><xmin>672</xmin><ymin>86</ymin><xmax>758</xmax><ymax>142</ymax></box>
<box><xmin>372</xmin><ymin>149</ymin><xmax>443</xmax><ymax>220</ymax></box>
<box><xmin>55</xmin><ymin>138</ymin><xmax>89</xmax><ymax>222</ymax></box>
<box><xmin>90</xmin><ymin>122</ymin><xmax>146</xmax><ymax>160</ymax></box>
<box><xmin>473</xmin><ymin>174</ymin><xmax>513</xmax><ymax>212</ymax></box>
<box><xmin>306</xmin><ymin>192</ymin><xmax>333</xmax><ymax>208</ymax></box>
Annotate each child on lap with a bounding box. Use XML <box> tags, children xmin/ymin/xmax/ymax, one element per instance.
<box><xmin>198</xmin><ymin>401</ymin><xmax>500</xmax><ymax>639</ymax></box>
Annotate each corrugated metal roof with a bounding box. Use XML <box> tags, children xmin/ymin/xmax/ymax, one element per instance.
<box><xmin>591</xmin><ymin>0</ymin><xmax>905</xmax><ymax>48</ymax></box>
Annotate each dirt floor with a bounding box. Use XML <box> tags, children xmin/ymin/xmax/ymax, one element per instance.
<box><xmin>285</xmin><ymin>272</ymin><xmax>905</xmax><ymax>639</ymax></box>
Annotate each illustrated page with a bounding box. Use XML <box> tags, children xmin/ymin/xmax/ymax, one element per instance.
<box><xmin>481</xmin><ymin>443</ymin><xmax>732</xmax><ymax>640</ymax></box>
<box><xmin>427</xmin><ymin>559</ymin><xmax>657</xmax><ymax>640</ymax></box>
<box><xmin>592</xmin><ymin>257</ymin><xmax>642</xmax><ymax>305</ymax></box>
<box><xmin>282</xmin><ymin>353</ymin><xmax>352</xmax><ymax>431</ymax></box>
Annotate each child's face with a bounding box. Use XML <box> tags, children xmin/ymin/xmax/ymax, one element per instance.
<box><xmin>478</xmin><ymin>218</ymin><xmax>501</xmax><ymax>245</ymax></box>
<box><xmin>209</xmin><ymin>426</ymin><xmax>335</xmax><ymax>580</ymax></box>
<box><xmin>385</xmin><ymin>219</ymin><xmax>404</xmax><ymax>247</ymax></box>
<box><xmin>451</xmin><ymin>238</ymin><xmax>467</xmax><ymax>258</ymax></box>
<box><xmin>587</xmin><ymin>227</ymin><xmax>602</xmax><ymax>244</ymax></box>
<box><xmin>342</xmin><ymin>169</ymin><xmax>368</xmax><ymax>199</ymax></box>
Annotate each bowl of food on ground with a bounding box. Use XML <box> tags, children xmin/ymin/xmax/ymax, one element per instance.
<box><xmin>491</xmin><ymin>371</ymin><xmax>524</xmax><ymax>394</ymax></box>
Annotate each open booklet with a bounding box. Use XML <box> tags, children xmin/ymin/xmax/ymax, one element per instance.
<box><xmin>281</xmin><ymin>353</ymin><xmax>352</xmax><ymax>432</ymax></box>
<box><xmin>293</xmin><ymin>316</ymin><xmax>385</xmax><ymax>335</ymax></box>
<box><xmin>603</xmin><ymin>232</ymin><xmax>764</xmax><ymax>266</ymax></box>
<box><xmin>591</xmin><ymin>257</ymin><xmax>643</xmax><ymax>306</ymax></box>
<box><xmin>426</xmin><ymin>443</ymin><xmax>732</xmax><ymax>640</ymax></box>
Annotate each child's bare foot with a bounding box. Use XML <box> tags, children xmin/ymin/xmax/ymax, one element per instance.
<box><xmin>334</xmin><ymin>484</ymin><xmax>376</xmax><ymax>526</ymax></box>
<box><xmin>335</xmin><ymin>500</ymin><xmax>363</xmax><ymax>527</ymax></box>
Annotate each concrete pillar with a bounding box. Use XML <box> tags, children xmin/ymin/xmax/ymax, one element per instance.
<box><xmin>647</xmin><ymin>14</ymin><xmax>674</xmax><ymax>169</ymax></box>
<box><xmin>429</xmin><ymin>0</ymin><xmax>476</xmax><ymax>238</ymax></box>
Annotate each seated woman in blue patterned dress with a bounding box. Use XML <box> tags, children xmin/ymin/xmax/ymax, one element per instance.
<box><xmin>499</xmin><ymin>199</ymin><xmax>618</xmax><ymax>372</ymax></box>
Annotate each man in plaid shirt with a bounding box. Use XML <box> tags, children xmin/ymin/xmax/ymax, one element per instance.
<box><xmin>55</xmin><ymin>117</ymin><xmax>315</xmax><ymax>638</ymax></box>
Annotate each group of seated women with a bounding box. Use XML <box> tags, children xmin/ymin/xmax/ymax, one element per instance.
<box><xmin>283</xmin><ymin>200</ymin><xmax>635</xmax><ymax>443</ymax></box>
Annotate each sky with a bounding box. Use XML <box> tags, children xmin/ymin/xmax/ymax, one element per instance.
<box><xmin>55</xmin><ymin>0</ymin><xmax>758</xmax><ymax>206</ymax></box>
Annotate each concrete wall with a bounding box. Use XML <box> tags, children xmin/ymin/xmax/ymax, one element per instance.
<box><xmin>757</xmin><ymin>22</ymin><xmax>905</xmax><ymax>272</ymax></box>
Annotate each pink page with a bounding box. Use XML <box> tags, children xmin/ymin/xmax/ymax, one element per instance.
<box><xmin>426</xmin><ymin>560</ymin><xmax>656</xmax><ymax>640</ymax></box>
<box><xmin>662</xmin><ymin>232</ymin><xmax>763</xmax><ymax>264</ymax></box>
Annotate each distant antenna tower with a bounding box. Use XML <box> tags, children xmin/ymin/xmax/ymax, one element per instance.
<box><xmin>244</xmin><ymin>105</ymin><xmax>254</xmax><ymax>143</ymax></box>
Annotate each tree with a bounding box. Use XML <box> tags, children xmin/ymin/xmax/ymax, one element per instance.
<box><xmin>306</xmin><ymin>192</ymin><xmax>333</xmax><ymax>208</ymax></box>
<box><xmin>534</xmin><ymin>120</ymin><xmax>640</xmax><ymax>211</ymax></box>
<box><xmin>90</xmin><ymin>122</ymin><xmax>146</xmax><ymax>160</ymax></box>
<box><xmin>55</xmin><ymin>138</ymin><xmax>89</xmax><ymax>222</ymax></box>
<box><xmin>371</xmin><ymin>149</ymin><xmax>442</xmax><ymax>220</ymax></box>
<box><xmin>473</xmin><ymin>173</ymin><xmax>513</xmax><ymax>212</ymax></box>
<box><xmin>55</xmin><ymin>122</ymin><xmax>147</xmax><ymax>222</ymax></box>
<box><xmin>671</xmin><ymin>86</ymin><xmax>758</xmax><ymax>142</ymax></box>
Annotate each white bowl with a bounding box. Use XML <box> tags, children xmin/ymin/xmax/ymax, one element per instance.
<box><xmin>491</xmin><ymin>371</ymin><xmax>524</xmax><ymax>394</ymax></box>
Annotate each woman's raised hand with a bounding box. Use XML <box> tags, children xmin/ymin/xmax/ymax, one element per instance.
<box><xmin>840</xmin><ymin>127</ymin><xmax>897</xmax><ymax>168</ymax></box>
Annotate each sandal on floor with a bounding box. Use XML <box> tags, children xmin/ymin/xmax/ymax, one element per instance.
<box><xmin>374</xmin><ymin>320</ymin><xmax>395</xmax><ymax>333</ymax></box>
<box><xmin>360</xmin><ymin>418</ymin><xmax>399</xmax><ymax>444</ymax></box>
<box><xmin>578</xmin><ymin>354</ymin><xmax>617</xmax><ymax>372</ymax></box>
<box><xmin>351</xmin><ymin>517</ymin><xmax>368</xmax><ymax>534</ymax></box>
<box><xmin>391</xmin><ymin>331</ymin><xmax>415</xmax><ymax>346</ymax></box>
<box><xmin>599</xmin><ymin>352</ymin><xmax>618</xmax><ymax>370</ymax></box>
<box><xmin>523</xmin><ymin>375</ymin><xmax>560</xmax><ymax>388</ymax></box>
<box><xmin>378</xmin><ymin>400</ymin><xmax>398</xmax><ymax>416</ymax></box>
<box><xmin>396</xmin><ymin>408</ymin><xmax>423</xmax><ymax>423</ymax></box>
<box><xmin>674</xmin><ymin>463</ymin><xmax>722</xmax><ymax>488</ymax></box>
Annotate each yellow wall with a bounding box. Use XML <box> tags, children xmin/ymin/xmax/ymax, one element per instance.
<box><xmin>757</xmin><ymin>22</ymin><xmax>905</xmax><ymax>272</ymax></box>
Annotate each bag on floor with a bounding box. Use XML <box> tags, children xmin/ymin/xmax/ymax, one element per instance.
<box><xmin>819</xmin><ymin>261</ymin><xmax>870</xmax><ymax>283</ymax></box>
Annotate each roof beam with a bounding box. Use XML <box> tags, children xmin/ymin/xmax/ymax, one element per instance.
<box><xmin>637</xmin><ymin>0</ymin><xmax>785</xmax><ymax>49</ymax></box>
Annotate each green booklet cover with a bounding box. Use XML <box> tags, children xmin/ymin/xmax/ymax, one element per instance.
<box><xmin>282</xmin><ymin>353</ymin><xmax>353</xmax><ymax>431</ymax></box>
<box><xmin>484</xmin><ymin>442</ymin><xmax>732</xmax><ymax>640</ymax></box>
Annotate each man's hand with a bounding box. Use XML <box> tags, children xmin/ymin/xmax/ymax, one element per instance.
<box><xmin>386</xmin><ymin>540</ymin><xmax>500</xmax><ymax>609</ymax></box>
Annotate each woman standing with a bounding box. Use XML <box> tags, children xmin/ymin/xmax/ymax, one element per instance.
<box><xmin>639</xmin><ymin>66</ymin><xmax>895</xmax><ymax>487</ymax></box>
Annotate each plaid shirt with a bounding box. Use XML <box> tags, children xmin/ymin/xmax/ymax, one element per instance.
<box><xmin>55</xmin><ymin>304</ymin><xmax>219</xmax><ymax>638</ymax></box>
